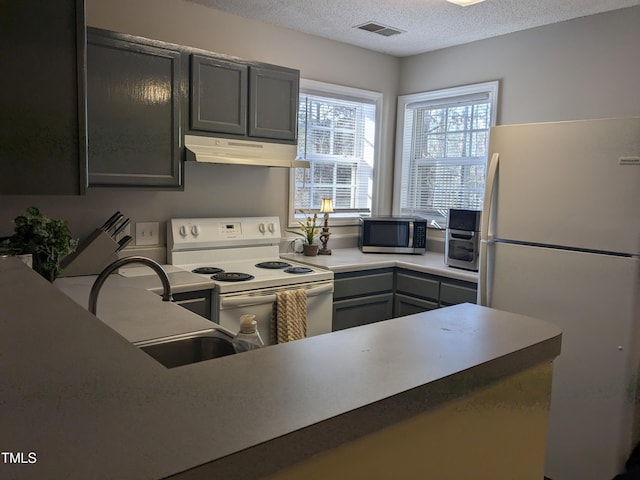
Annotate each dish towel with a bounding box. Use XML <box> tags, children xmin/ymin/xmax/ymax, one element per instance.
<box><xmin>271</xmin><ymin>289</ymin><xmax>307</xmax><ymax>344</ymax></box>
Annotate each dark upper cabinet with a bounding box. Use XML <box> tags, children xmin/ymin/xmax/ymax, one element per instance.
<box><xmin>190</xmin><ymin>55</ymin><xmax>247</xmax><ymax>135</ymax></box>
<box><xmin>189</xmin><ymin>53</ymin><xmax>299</xmax><ymax>142</ymax></box>
<box><xmin>87</xmin><ymin>29</ymin><xmax>182</xmax><ymax>188</ymax></box>
<box><xmin>248</xmin><ymin>66</ymin><xmax>299</xmax><ymax>141</ymax></box>
<box><xmin>0</xmin><ymin>0</ymin><xmax>87</xmax><ymax>195</ymax></box>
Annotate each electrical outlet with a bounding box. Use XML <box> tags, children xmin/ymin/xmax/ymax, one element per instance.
<box><xmin>135</xmin><ymin>222</ymin><xmax>159</xmax><ymax>246</ymax></box>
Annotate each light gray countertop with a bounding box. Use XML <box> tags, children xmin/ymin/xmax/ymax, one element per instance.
<box><xmin>1</xmin><ymin>257</ymin><xmax>558</xmax><ymax>480</ymax></box>
<box><xmin>282</xmin><ymin>248</ymin><xmax>479</xmax><ymax>283</ymax></box>
<box><xmin>55</xmin><ymin>273</ymin><xmax>216</xmax><ymax>344</ymax></box>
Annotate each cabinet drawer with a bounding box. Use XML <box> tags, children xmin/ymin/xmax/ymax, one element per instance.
<box><xmin>395</xmin><ymin>271</ymin><xmax>440</xmax><ymax>301</ymax></box>
<box><xmin>334</xmin><ymin>271</ymin><xmax>394</xmax><ymax>300</ymax></box>
<box><xmin>440</xmin><ymin>282</ymin><xmax>477</xmax><ymax>306</ymax></box>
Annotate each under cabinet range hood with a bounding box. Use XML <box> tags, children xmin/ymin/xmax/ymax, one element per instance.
<box><xmin>184</xmin><ymin>135</ymin><xmax>309</xmax><ymax>168</ymax></box>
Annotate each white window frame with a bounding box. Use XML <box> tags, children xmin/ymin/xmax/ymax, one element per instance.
<box><xmin>392</xmin><ymin>81</ymin><xmax>499</xmax><ymax>227</ymax></box>
<box><xmin>288</xmin><ymin>79</ymin><xmax>383</xmax><ymax>228</ymax></box>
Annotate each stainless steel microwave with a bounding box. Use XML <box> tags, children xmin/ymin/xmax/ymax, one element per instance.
<box><xmin>358</xmin><ymin>217</ymin><xmax>427</xmax><ymax>254</ymax></box>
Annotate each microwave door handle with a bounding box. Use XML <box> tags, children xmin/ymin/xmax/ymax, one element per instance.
<box><xmin>408</xmin><ymin>222</ymin><xmax>414</xmax><ymax>248</ymax></box>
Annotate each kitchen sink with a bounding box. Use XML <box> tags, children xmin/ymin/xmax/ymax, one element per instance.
<box><xmin>136</xmin><ymin>330</ymin><xmax>236</xmax><ymax>368</ymax></box>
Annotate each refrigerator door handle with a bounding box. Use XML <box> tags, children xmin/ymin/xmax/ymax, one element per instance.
<box><xmin>478</xmin><ymin>239</ymin><xmax>490</xmax><ymax>306</ymax></box>
<box><xmin>478</xmin><ymin>152</ymin><xmax>500</xmax><ymax>306</ymax></box>
<box><xmin>481</xmin><ymin>152</ymin><xmax>499</xmax><ymax>241</ymax></box>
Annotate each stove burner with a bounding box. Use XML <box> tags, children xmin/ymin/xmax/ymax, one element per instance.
<box><xmin>284</xmin><ymin>266</ymin><xmax>313</xmax><ymax>274</ymax></box>
<box><xmin>212</xmin><ymin>272</ymin><xmax>255</xmax><ymax>282</ymax></box>
<box><xmin>255</xmin><ymin>261</ymin><xmax>292</xmax><ymax>269</ymax></box>
<box><xmin>192</xmin><ymin>267</ymin><xmax>224</xmax><ymax>275</ymax></box>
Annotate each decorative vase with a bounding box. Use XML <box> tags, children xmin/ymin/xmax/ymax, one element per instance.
<box><xmin>32</xmin><ymin>252</ymin><xmax>57</xmax><ymax>282</ymax></box>
<box><xmin>303</xmin><ymin>244</ymin><xmax>319</xmax><ymax>257</ymax></box>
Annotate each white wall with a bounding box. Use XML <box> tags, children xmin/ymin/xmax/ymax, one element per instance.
<box><xmin>0</xmin><ymin>0</ymin><xmax>399</xmax><ymax>245</ymax></box>
<box><xmin>399</xmin><ymin>6</ymin><xmax>640</xmax><ymax>125</ymax></box>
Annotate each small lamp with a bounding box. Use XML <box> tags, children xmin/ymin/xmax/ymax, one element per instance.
<box><xmin>318</xmin><ymin>197</ymin><xmax>334</xmax><ymax>255</ymax></box>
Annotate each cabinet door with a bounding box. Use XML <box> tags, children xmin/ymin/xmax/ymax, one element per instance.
<box><xmin>332</xmin><ymin>293</ymin><xmax>394</xmax><ymax>331</ymax></box>
<box><xmin>87</xmin><ymin>30</ymin><xmax>182</xmax><ymax>188</ymax></box>
<box><xmin>248</xmin><ymin>66</ymin><xmax>299</xmax><ymax>141</ymax></box>
<box><xmin>439</xmin><ymin>282</ymin><xmax>477</xmax><ymax>307</ymax></box>
<box><xmin>190</xmin><ymin>55</ymin><xmax>248</xmax><ymax>135</ymax></box>
<box><xmin>394</xmin><ymin>293</ymin><xmax>439</xmax><ymax>318</ymax></box>
<box><xmin>0</xmin><ymin>0</ymin><xmax>86</xmax><ymax>195</ymax></box>
<box><xmin>172</xmin><ymin>290</ymin><xmax>212</xmax><ymax>321</ymax></box>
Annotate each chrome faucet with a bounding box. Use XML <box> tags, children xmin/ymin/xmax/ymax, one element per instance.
<box><xmin>88</xmin><ymin>256</ymin><xmax>173</xmax><ymax>315</ymax></box>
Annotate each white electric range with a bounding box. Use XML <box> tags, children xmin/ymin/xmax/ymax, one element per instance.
<box><xmin>167</xmin><ymin>216</ymin><xmax>334</xmax><ymax>344</ymax></box>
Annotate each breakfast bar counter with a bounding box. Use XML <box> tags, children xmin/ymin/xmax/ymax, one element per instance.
<box><xmin>1</xmin><ymin>257</ymin><xmax>560</xmax><ymax>479</ymax></box>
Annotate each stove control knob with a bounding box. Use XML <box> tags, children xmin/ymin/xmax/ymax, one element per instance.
<box><xmin>268</xmin><ymin>223</ymin><xmax>275</xmax><ymax>233</ymax></box>
<box><xmin>191</xmin><ymin>224</ymin><xmax>201</xmax><ymax>236</ymax></box>
<box><xmin>179</xmin><ymin>225</ymin><xmax>188</xmax><ymax>237</ymax></box>
<box><xmin>258</xmin><ymin>223</ymin><xmax>266</xmax><ymax>234</ymax></box>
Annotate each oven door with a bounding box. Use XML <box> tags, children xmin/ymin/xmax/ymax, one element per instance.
<box><xmin>214</xmin><ymin>281</ymin><xmax>334</xmax><ymax>345</ymax></box>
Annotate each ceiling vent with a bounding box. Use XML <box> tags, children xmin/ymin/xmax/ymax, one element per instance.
<box><xmin>354</xmin><ymin>22</ymin><xmax>404</xmax><ymax>37</ymax></box>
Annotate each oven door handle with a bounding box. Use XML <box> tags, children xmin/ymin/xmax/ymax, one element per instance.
<box><xmin>220</xmin><ymin>283</ymin><xmax>334</xmax><ymax>308</ymax></box>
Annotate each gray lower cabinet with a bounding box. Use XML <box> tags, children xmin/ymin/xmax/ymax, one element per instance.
<box><xmin>395</xmin><ymin>268</ymin><xmax>477</xmax><ymax>316</ymax></box>
<box><xmin>394</xmin><ymin>270</ymin><xmax>440</xmax><ymax>318</ymax></box>
<box><xmin>439</xmin><ymin>281</ymin><xmax>478</xmax><ymax>307</ymax></box>
<box><xmin>332</xmin><ymin>267</ymin><xmax>478</xmax><ymax>330</ymax></box>
<box><xmin>172</xmin><ymin>290</ymin><xmax>212</xmax><ymax>321</ymax></box>
<box><xmin>332</xmin><ymin>269</ymin><xmax>394</xmax><ymax>331</ymax></box>
<box><xmin>0</xmin><ymin>0</ymin><xmax>86</xmax><ymax>195</ymax></box>
<box><xmin>189</xmin><ymin>53</ymin><xmax>299</xmax><ymax>142</ymax></box>
<box><xmin>394</xmin><ymin>294</ymin><xmax>440</xmax><ymax>318</ymax></box>
<box><xmin>87</xmin><ymin>28</ymin><xmax>182</xmax><ymax>188</ymax></box>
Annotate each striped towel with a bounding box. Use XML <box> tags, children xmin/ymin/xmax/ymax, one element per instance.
<box><xmin>271</xmin><ymin>289</ymin><xmax>307</xmax><ymax>344</ymax></box>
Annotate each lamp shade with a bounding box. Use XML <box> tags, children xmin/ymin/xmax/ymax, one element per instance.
<box><xmin>320</xmin><ymin>198</ymin><xmax>334</xmax><ymax>213</ymax></box>
<box><xmin>446</xmin><ymin>0</ymin><xmax>485</xmax><ymax>6</ymax></box>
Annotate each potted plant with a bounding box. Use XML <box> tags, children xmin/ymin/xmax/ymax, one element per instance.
<box><xmin>287</xmin><ymin>210</ymin><xmax>320</xmax><ymax>256</ymax></box>
<box><xmin>1</xmin><ymin>207</ymin><xmax>77</xmax><ymax>281</ymax></box>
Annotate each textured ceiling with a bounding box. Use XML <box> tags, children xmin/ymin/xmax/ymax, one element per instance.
<box><xmin>185</xmin><ymin>0</ymin><xmax>640</xmax><ymax>57</ymax></box>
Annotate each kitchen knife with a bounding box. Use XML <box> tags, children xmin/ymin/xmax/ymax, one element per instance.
<box><xmin>116</xmin><ymin>235</ymin><xmax>132</xmax><ymax>252</ymax></box>
<box><xmin>106</xmin><ymin>213</ymin><xmax>124</xmax><ymax>235</ymax></box>
<box><xmin>100</xmin><ymin>211</ymin><xmax>121</xmax><ymax>232</ymax></box>
<box><xmin>111</xmin><ymin>218</ymin><xmax>131</xmax><ymax>238</ymax></box>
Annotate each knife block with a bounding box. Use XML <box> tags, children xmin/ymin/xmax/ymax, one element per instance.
<box><xmin>58</xmin><ymin>229</ymin><xmax>120</xmax><ymax>277</ymax></box>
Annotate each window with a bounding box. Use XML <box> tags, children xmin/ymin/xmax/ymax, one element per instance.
<box><xmin>290</xmin><ymin>80</ymin><xmax>380</xmax><ymax>225</ymax></box>
<box><xmin>394</xmin><ymin>81</ymin><xmax>498</xmax><ymax>226</ymax></box>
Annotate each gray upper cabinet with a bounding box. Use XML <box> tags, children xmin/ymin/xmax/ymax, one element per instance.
<box><xmin>188</xmin><ymin>53</ymin><xmax>299</xmax><ymax>142</ymax></box>
<box><xmin>87</xmin><ymin>28</ymin><xmax>182</xmax><ymax>189</ymax></box>
<box><xmin>190</xmin><ymin>55</ymin><xmax>247</xmax><ymax>135</ymax></box>
<box><xmin>248</xmin><ymin>66</ymin><xmax>299</xmax><ymax>141</ymax></box>
<box><xmin>0</xmin><ymin>0</ymin><xmax>87</xmax><ymax>195</ymax></box>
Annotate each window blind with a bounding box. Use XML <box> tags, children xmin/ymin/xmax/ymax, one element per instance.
<box><xmin>396</xmin><ymin>82</ymin><xmax>498</xmax><ymax>224</ymax></box>
<box><xmin>293</xmin><ymin>91</ymin><xmax>376</xmax><ymax>216</ymax></box>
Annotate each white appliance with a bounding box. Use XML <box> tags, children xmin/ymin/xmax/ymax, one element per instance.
<box><xmin>167</xmin><ymin>216</ymin><xmax>334</xmax><ymax>344</ymax></box>
<box><xmin>479</xmin><ymin>117</ymin><xmax>640</xmax><ymax>480</ymax></box>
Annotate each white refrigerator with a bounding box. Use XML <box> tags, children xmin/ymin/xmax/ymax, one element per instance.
<box><xmin>478</xmin><ymin>117</ymin><xmax>640</xmax><ymax>480</ymax></box>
